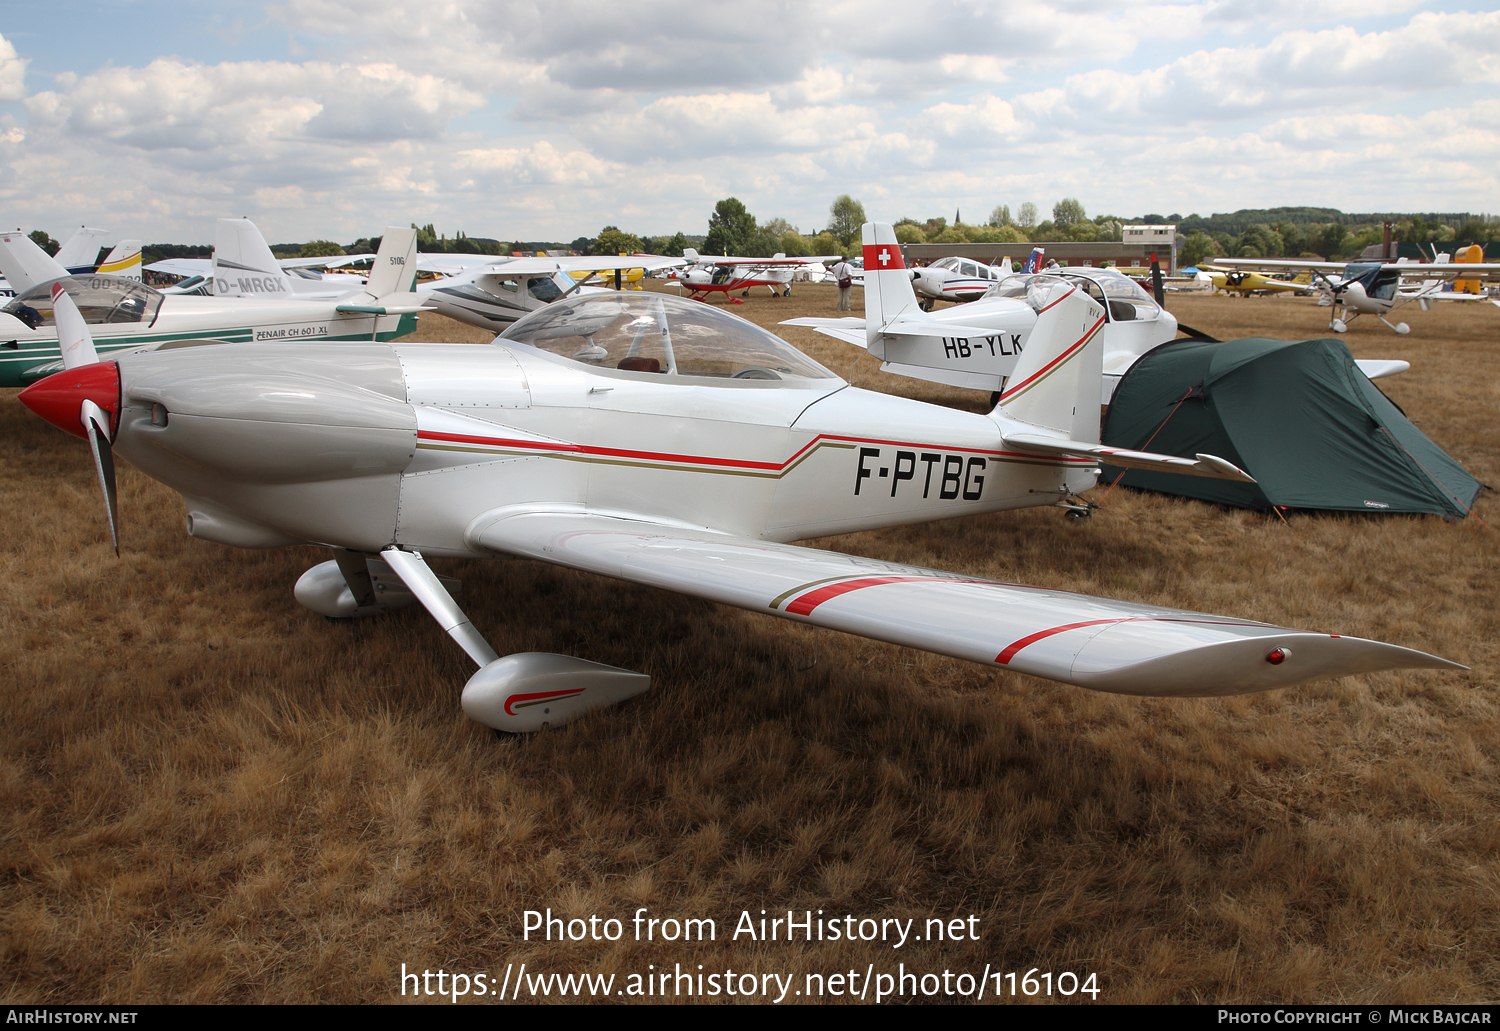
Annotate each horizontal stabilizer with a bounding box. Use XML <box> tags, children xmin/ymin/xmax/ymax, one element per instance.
<box><xmin>1002</xmin><ymin>432</ymin><xmax>1256</xmax><ymax>482</ymax></box>
<box><xmin>781</xmin><ymin>316</ymin><xmax>867</xmax><ymax>348</ymax></box>
<box><xmin>883</xmin><ymin>315</ymin><xmax>1009</xmax><ymax>339</ymax></box>
<box><xmin>1354</xmin><ymin>359</ymin><xmax>1410</xmax><ymax>380</ymax></box>
<box><xmin>464</xmin><ymin>508</ymin><xmax>1460</xmax><ymax>697</ymax></box>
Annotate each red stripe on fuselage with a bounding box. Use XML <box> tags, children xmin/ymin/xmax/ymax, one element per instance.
<box><xmin>416</xmin><ymin>429</ymin><xmax>1096</xmax><ymax>473</ymax></box>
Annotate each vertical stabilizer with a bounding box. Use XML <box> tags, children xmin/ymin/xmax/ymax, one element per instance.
<box><xmin>1023</xmin><ymin>247</ymin><xmax>1045</xmax><ymax>274</ymax></box>
<box><xmin>861</xmin><ymin>221</ymin><xmax>920</xmax><ymax>349</ymax></box>
<box><xmin>362</xmin><ymin>226</ymin><xmax>420</xmax><ymax>298</ymax></box>
<box><xmin>993</xmin><ymin>282</ymin><xmax>1105</xmax><ymax>442</ymax></box>
<box><xmin>213</xmin><ymin>218</ymin><xmax>294</xmax><ymax>298</ymax></box>
<box><xmin>55</xmin><ymin>227</ymin><xmax>111</xmax><ymax>274</ymax></box>
<box><xmin>683</xmin><ymin>248</ymin><xmax>700</xmax><ymax>263</ymax></box>
<box><xmin>97</xmin><ymin>240</ymin><xmax>142</xmax><ymax>281</ymax></box>
<box><xmin>0</xmin><ymin>231</ymin><xmax>70</xmax><ymax>292</ymax></box>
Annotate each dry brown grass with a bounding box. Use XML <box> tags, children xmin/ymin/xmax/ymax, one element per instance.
<box><xmin>1</xmin><ymin>283</ymin><xmax>1496</xmax><ymax>1004</ymax></box>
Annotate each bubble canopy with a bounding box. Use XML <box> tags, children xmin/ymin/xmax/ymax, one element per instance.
<box><xmin>500</xmin><ymin>293</ymin><xmax>837</xmax><ymax>384</ymax></box>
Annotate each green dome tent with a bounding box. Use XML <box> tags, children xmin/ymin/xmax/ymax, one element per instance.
<box><xmin>1100</xmin><ymin>337</ymin><xmax>1483</xmax><ymax>517</ymax></box>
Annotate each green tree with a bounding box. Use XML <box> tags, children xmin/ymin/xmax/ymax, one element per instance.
<box><xmin>1179</xmin><ymin>231</ymin><xmax>1217</xmax><ymax>268</ymax></box>
<box><xmin>827</xmin><ymin>195</ymin><xmax>867</xmax><ymax>248</ymax></box>
<box><xmin>704</xmin><ymin>198</ymin><xmax>757</xmax><ymax>255</ymax></box>
<box><xmin>1314</xmin><ymin>223</ymin><xmax>1350</xmax><ymax>260</ymax></box>
<box><xmin>590</xmin><ymin>226</ymin><xmax>645</xmax><ymax>256</ymax></box>
<box><xmin>808</xmin><ymin>231</ymin><xmax>842</xmax><ymax>257</ymax></box>
<box><xmin>988</xmin><ymin>204</ymin><xmax>1013</xmax><ymax>228</ymax></box>
<box><xmin>29</xmin><ymin>230</ymin><xmax>59</xmax><ymax>256</ymax></box>
<box><xmin>1017</xmin><ymin>202</ymin><xmax>1038</xmax><ymax>229</ymax></box>
<box><xmin>894</xmin><ymin>223</ymin><xmax>925</xmax><ymax>245</ymax></box>
<box><xmin>298</xmin><ymin>239</ymin><xmax>345</xmax><ymax>258</ymax></box>
<box><xmin>779</xmin><ymin>231</ymin><xmax>813</xmax><ymax>257</ymax></box>
<box><xmin>1052</xmin><ymin>197</ymin><xmax>1086</xmax><ymax>228</ymax></box>
<box><xmin>643</xmin><ymin>232</ymin><xmax>689</xmax><ymax>256</ymax></box>
<box><xmin>761</xmin><ymin>217</ymin><xmax>796</xmax><ymax>237</ymax></box>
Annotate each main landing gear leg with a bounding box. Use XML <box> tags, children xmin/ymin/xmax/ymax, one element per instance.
<box><xmin>380</xmin><ymin>548</ymin><xmax>649</xmax><ymax>733</ymax></box>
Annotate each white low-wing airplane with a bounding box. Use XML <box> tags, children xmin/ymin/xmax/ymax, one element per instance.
<box><xmin>0</xmin><ymin>227</ymin><xmax>427</xmax><ymax>387</ymax></box>
<box><xmin>910</xmin><ymin>251</ymin><xmax>1034</xmax><ymax>309</ymax></box>
<box><xmin>788</xmin><ymin>258</ymin><xmax>1410</xmax><ymax>404</ymax></box>
<box><xmin>415</xmin><ymin>254</ymin><xmax>688</xmax><ymax>332</ymax></box>
<box><xmin>1216</xmin><ymin>257</ymin><xmax>1500</xmax><ymax>334</ymax></box>
<box><xmin>17</xmin><ymin>222</ymin><xmax>1462</xmax><ymax>733</ymax></box>
<box><xmin>674</xmin><ymin>249</ymin><xmax>842</xmax><ymax>302</ymax></box>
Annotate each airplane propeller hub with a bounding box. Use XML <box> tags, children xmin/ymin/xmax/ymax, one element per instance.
<box><xmin>18</xmin><ymin>361</ymin><xmax>121</xmax><ymax>440</ymax></box>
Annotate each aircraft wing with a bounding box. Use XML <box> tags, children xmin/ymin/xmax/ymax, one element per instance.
<box><xmin>278</xmin><ymin>253</ymin><xmax>375</xmax><ymax>270</ymax></box>
<box><xmin>450</xmin><ymin>255</ymin><xmax>688</xmax><ymax>277</ymax></box>
<box><xmin>1215</xmin><ymin>259</ymin><xmax>1349</xmax><ymax>273</ymax></box>
<box><xmin>466</xmin><ymin>508</ymin><xmax>1461</xmax><ymax>696</ymax></box>
<box><xmin>145</xmin><ymin>258</ymin><xmax>212</xmax><ymax>277</ymax></box>
<box><xmin>780</xmin><ymin>316</ymin><xmax>867</xmax><ymax>347</ymax></box>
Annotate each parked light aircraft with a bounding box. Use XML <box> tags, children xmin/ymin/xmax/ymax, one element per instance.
<box><xmin>674</xmin><ymin>249</ymin><xmax>840</xmax><ymax>302</ymax></box>
<box><xmin>1216</xmin><ymin>256</ymin><xmax>1500</xmax><ymax>333</ymax></box>
<box><xmin>147</xmin><ymin>219</ymin><xmax>370</xmax><ymax>298</ymax></box>
<box><xmin>1201</xmin><ymin>266</ymin><xmax>1315</xmax><ymax>297</ymax></box>
<box><xmin>54</xmin><ymin>227</ymin><xmax>112</xmax><ymax>274</ymax></box>
<box><xmin>17</xmin><ymin>222</ymin><xmax>1462</xmax><ymax>733</ymax></box>
<box><xmin>910</xmin><ymin>255</ymin><xmax>1015</xmax><ymax>309</ymax></box>
<box><xmin>787</xmin><ymin>257</ymin><xmax>1408</xmax><ymax>404</ymax></box>
<box><xmin>416</xmin><ymin>254</ymin><xmax>687</xmax><ymax>332</ymax></box>
<box><xmin>0</xmin><ymin>227</ymin><xmax>426</xmax><ymax>387</ymax></box>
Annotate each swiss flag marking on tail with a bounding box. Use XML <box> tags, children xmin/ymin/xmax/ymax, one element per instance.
<box><xmin>863</xmin><ymin>244</ymin><xmax>905</xmax><ymax>270</ymax></box>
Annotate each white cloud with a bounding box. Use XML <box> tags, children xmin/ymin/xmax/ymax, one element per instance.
<box><xmin>0</xmin><ymin>33</ymin><xmax>27</xmax><ymax>101</ymax></box>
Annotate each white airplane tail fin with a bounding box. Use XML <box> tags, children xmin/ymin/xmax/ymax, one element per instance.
<box><xmin>362</xmin><ymin>227</ymin><xmax>420</xmax><ymax>298</ymax></box>
<box><xmin>55</xmin><ymin>227</ymin><xmax>111</xmax><ymax>274</ymax></box>
<box><xmin>213</xmin><ymin>217</ymin><xmax>294</xmax><ymax>298</ymax></box>
<box><xmin>992</xmin><ymin>280</ymin><xmax>1104</xmax><ymax>442</ymax></box>
<box><xmin>861</xmin><ymin>222</ymin><xmax>920</xmax><ymax>348</ymax></box>
<box><xmin>96</xmin><ymin>239</ymin><xmax>142</xmax><ymax>281</ymax></box>
<box><xmin>683</xmin><ymin>247</ymin><xmax>700</xmax><ymax>263</ymax></box>
<box><xmin>0</xmin><ymin>230</ymin><xmax>70</xmax><ymax>292</ymax></box>
<box><xmin>993</xmin><ymin>282</ymin><xmax>1255</xmax><ymax>483</ymax></box>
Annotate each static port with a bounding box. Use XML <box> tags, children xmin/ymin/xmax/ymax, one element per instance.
<box><xmin>151</xmin><ymin>403</ymin><xmax>168</xmax><ymax>427</ymax></box>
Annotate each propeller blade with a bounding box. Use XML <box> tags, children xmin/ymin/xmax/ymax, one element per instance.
<box><xmin>80</xmin><ymin>398</ymin><xmax>119</xmax><ymax>554</ymax></box>
<box><xmin>51</xmin><ymin>284</ymin><xmax>100</xmax><ymax>370</ymax></box>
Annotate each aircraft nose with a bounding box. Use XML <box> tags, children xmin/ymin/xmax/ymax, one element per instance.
<box><xmin>18</xmin><ymin>362</ymin><xmax>120</xmax><ymax>440</ymax></box>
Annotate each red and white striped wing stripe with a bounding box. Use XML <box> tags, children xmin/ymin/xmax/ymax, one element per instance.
<box><xmin>469</xmin><ymin>510</ymin><xmax>1462</xmax><ymax>697</ymax></box>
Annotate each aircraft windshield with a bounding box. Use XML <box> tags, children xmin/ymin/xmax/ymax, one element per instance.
<box><xmin>4</xmin><ymin>275</ymin><xmax>164</xmax><ymax>329</ymax></box>
<box><xmin>931</xmin><ymin>257</ymin><xmax>961</xmax><ymax>271</ymax></box>
<box><xmin>501</xmin><ymin>293</ymin><xmax>837</xmax><ymax>383</ymax></box>
<box><xmin>983</xmin><ymin>272</ymin><xmax>1161</xmax><ymax>320</ymax></box>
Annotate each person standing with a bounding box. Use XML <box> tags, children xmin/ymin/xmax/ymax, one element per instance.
<box><xmin>830</xmin><ymin>257</ymin><xmax>854</xmax><ymax>311</ymax></box>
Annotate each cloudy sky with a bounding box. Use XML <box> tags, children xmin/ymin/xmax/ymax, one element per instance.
<box><xmin>0</xmin><ymin>1</ymin><xmax>1495</xmax><ymax>244</ymax></box>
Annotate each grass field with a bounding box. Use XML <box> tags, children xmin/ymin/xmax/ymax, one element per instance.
<box><xmin>1</xmin><ymin>281</ymin><xmax>1496</xmax><ymax>1003</ymax></box>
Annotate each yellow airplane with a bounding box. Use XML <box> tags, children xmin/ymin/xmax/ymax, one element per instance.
<box><xmin>570</xmin><ymin>256</ymin><xmax>648</xmax><ymax>290</ymax></box>
<box><xmin>1201</xmin><ymin>265</ymin><xmax>1316</xmax><ymax>296</ymax></box>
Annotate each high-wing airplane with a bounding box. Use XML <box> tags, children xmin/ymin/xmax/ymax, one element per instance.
<box><xmin>786</xmin><ymin>258</ymin><xmax>1408</xmax><ymax>404</ymax></box>
<box><xmin>1200</xmin><ymin>266</ymin><xmax>1316</xmax><ymax>297</ymax></box>
<box><xmin>0</xmin><ymin>227</ymin><xmax>427</xmax><ymax>387</ymax></box>
<box><xmin>1216</xmin><ymin>256</ymin><xmax>1500</xmax><ymax>333</ymax></box>
<box><xmin>16</xmin><ymin>222</ymin><xmax>1462</xmax><ymax>733</ymax></box>
<box><xmin>415</xmin><ymin>254</ymin><xmax>687</xmax><ymax>331</ymax></box>
<box><xmin>674</xmin><ymin>249</ymin><xmax>841</xmax><ymax>302</ymax></box>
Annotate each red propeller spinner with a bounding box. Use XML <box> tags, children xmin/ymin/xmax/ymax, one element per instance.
<box><xmin>18</xmin><ymin>362</ymin><xmax>120</xmax><ymax>440</ymax></box>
